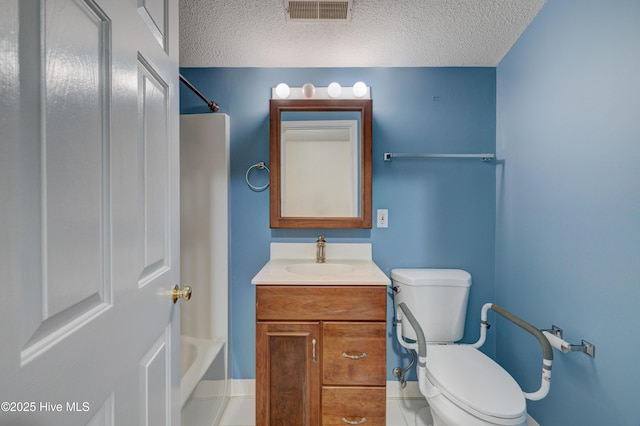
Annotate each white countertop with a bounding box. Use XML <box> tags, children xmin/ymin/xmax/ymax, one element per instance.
<box><xmin>251</xmin><ymin>243</ymin><xmax>390</xmax><ymax>286</ymax></box>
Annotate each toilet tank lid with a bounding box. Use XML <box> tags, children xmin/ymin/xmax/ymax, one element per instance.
<box><xmin>391</xmin><ymin>268</ymin><xmax>471</xmax><ymax>287</ymax></box>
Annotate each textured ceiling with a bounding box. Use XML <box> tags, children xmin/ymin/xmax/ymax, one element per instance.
<box><xmin>179</xmin><ymin>0</ymin><xmax>547</xmax><ymax>68</ymax></box>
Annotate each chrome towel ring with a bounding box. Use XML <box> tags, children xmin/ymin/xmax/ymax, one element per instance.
<box><xmin>246</xmin><ymin>162</ymin><xmax>270</xmax><ymax>192</ymax></box>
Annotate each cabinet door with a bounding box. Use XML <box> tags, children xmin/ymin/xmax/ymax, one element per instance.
<box><xmin>257</xmin><ymin>322</ymin><xmax>320</xmax><ymax>426</ymax></box>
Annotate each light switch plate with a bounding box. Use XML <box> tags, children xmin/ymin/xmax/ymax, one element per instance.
<box><xmin>377</xmin><ymin>209</ymin><xmax>388</xmax><ymax>228</ymax></box>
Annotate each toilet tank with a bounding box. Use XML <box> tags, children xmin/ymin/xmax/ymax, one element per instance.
<box><xmin>392</xmin><ymin>269</ymin><xmax>471</xmax><ymax>343</ymax></box>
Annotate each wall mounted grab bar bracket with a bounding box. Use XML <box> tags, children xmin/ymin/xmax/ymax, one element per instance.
<box><xmin>541</xmin><ymin>324</ymin><xmax>563</xmax><ymax>338</ymax></box>
<box><xmin>542</xmin><ymin>324</ymin><xmax>596</xmax><ymax>358</ymax></box>
<box><xmin>575</xmin><ymin>340</ymin><xmax>596</xmax><ymax>357</ymax></box>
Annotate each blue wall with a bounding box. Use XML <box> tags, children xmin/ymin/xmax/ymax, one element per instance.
<box><xmin>180</xmin><ymin>67</ymin><xmax>497</xmax><ymax>380</ymax></box>
<box><xmin>496</xmin><ymin>1</ymin><xmax>640</xmax><ymax>425</ymax></box>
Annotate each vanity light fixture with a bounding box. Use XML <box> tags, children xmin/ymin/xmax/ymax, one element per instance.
<box><xmin>271</xmin><ymin>82</ymin><xmax>370</xmax><ymax>100</ymax></box>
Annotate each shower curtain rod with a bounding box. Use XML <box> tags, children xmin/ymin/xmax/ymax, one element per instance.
<box><xmin>179</xmin><ymin>73</ymin><xmax>220</xmax><ymax>112</ymax></box>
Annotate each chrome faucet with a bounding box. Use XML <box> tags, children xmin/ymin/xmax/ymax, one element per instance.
<box><xmin>316</xmin><ymin>235</ymin><xmax>326</xmax><ymax>263</ymax></box>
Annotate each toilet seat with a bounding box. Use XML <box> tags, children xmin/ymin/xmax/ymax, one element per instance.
<box><xmin>425</xmin><ymin>345</ymin><xmax>527</xmax><ymax>424</ymax></box>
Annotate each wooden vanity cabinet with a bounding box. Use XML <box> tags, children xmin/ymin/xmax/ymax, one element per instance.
<box><xmin>256</xmin><ymin>285</ymin><xmax>387</xmax><ymax>426</ymax></box>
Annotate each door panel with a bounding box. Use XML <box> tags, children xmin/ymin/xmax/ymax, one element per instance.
<box><xmin>137</xmin><ymin>0</ymin><xmax>169</xmax><ymax>51</ymax></box>
<box><xmin>20</xmin><ymin>0</ymin><xmax>113</xmax><ymax>367</ymax></box>
<box><xmin>42</xmin><ymin>0</ymin><xmax>111</xmax><ymax>319</ymax></box>
<box><xmin>139</xmin><ymin>327</ymin><xmax>172</xmax><ymax>426</ymax></box>
<box><xmin>137</xmin><ymin>55</ymin><xmax>170</xmax><ymax>286</ymax></box>
<box><xmin>0</xmin><ymin>0</ymin><xmax>180</xmax><ymax>424</ymax></box>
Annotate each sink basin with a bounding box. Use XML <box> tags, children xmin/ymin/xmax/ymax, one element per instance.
<box><xmin>251</xmin><ymin>243</ymin><xmax>391</xmax><ymax>285</ymax></box>
<box><xmin>285</xmin><ymin>263</ymin><xmax>355</xmax><ymax>276</ymax></box>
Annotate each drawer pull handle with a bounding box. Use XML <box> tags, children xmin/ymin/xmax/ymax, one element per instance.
<box><xmin>341</xmin><ymin>417</ymin><xmax>366</xmax><ymax>424</ymax></box>
<box><xmin>312</xmin><ymin>339</ymin><xmax>317</xmax><ymax>364</ymax></box>
<box><xmin>341</xmin><ymin>352</ymin><xmax>368</xmax><ymax>360</ymax></box>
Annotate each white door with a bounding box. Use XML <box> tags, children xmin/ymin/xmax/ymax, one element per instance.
<box><xmin>0</xmin><ymin>0</ymin><xmax>181</xmax><ymax>424</ymax></box>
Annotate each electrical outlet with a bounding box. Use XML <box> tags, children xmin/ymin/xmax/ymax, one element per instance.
<box><xmin>377</xmin><ymin>209</ymin><xmax>388</xmax><ymax>228</ymax></box>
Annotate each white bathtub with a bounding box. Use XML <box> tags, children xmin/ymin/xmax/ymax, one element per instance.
<box><xmin>180</xmin><ymin>335</ymin><xmax>226</xmax><ymax>408</ymax></box>
<box><xmin>180</xmin><ymin>337</ymin><xmax>198</xmax><ymax>380</ymax></box>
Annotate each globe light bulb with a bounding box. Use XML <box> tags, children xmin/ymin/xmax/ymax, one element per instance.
<box><xmin>327</xmin><ymin>82</ymin><xmax>342</xmax><ymax>98</ymax></box>
<box><xmin>275</xmin><ymin>83</ymin><xmax>290</xmax><ymax>99</ymax></box>
<box><xmin>302</xmin><ymin>83</ymin><xmax>316</xmax><ymax>98</ymax></box>
<box><xmin>352</xmin><ymin>81</ymin><xmax>367</xmax><ymax>98</ymax></box>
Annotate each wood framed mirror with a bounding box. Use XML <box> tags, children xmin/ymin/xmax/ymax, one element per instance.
<box><xmin>269</xmin><ymin>99</ymin><xmax>372</xmax><ymax>228</ymax></box>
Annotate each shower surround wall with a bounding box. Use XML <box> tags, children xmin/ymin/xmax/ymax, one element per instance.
<box><xmin>496</xmin><ymin>1</ymin><xmax>640</xmax><ymax>425</ymax></box>
<box><xmin>180</xmin><ymin>67</ymin><xmax>497</xmax><ymax>383</ymax></box>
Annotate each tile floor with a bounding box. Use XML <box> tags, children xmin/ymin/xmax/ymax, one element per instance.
<box><xmin>218</xmin><ymin>395</ymin><xmax>431</xmax><ymax>426</ymax></box>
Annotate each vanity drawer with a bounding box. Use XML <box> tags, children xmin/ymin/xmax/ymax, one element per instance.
<box><xmin>256</xmin><ymin>286</ymin><xmax>386</xmax><ymax>321</ymax></box>
<box><xmin>322</xmin><ymin>322</ymin><xmax>386</xmax><ymax>386</ymax></box>
<box><xmin>322</xmin><ymin>386</ymin><xmax>386</xmax><ymax>426</ymax></box>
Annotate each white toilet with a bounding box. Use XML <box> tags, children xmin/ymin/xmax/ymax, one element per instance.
<box><xmin>392</xmin><ymin>269</ymin><xmax>528</xmax><ymax>426</ymax></box>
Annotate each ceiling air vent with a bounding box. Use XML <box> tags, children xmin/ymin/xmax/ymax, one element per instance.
<box><xmin>284</xmin><ymin>0</ymin><xmax>352</xmax><ymax>21</ymax></box>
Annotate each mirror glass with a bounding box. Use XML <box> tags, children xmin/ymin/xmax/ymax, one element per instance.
<box><xmin>270</xmin><ymin>99</ymin><xmax>372</xmax><ymax>228</ymax></box>
<box><xmin>281</xmin><ymin>114</ymin><xmax>359</xmax><ymax>217</ymax></box>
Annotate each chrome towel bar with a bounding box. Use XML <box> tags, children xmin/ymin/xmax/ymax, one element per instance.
<box><xmin>383</xmin><ymin>152</ymin><xmax>495</xmax><ymax>162</ymax></box>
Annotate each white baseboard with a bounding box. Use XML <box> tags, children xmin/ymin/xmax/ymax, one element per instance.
<box><xmin>228</xmin><ymin>379</ymin><xmax>540</xmax><ymax>425</ymax></box>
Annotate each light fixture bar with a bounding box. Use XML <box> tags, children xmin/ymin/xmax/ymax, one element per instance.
<box><xmin>271</xmin><ymin>83</ymin><xmax>370</xmax><ymax>100</ymax></box>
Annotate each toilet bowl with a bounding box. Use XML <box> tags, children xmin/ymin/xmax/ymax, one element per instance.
<box><xmin>421</xmin><ymin>345</ymin><xmax>527</xmax><ymax>426</ymax></box>
<box><xmin>391</xmin><ymin>269</ymin><xmax>528</xmax><ymax>426</ymax></box>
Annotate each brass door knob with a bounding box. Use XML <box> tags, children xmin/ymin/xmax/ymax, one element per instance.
<box><xmin>172</xmin><ymin>284</ymin><xmax>192</xmax><ymax>304</ymax></box>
